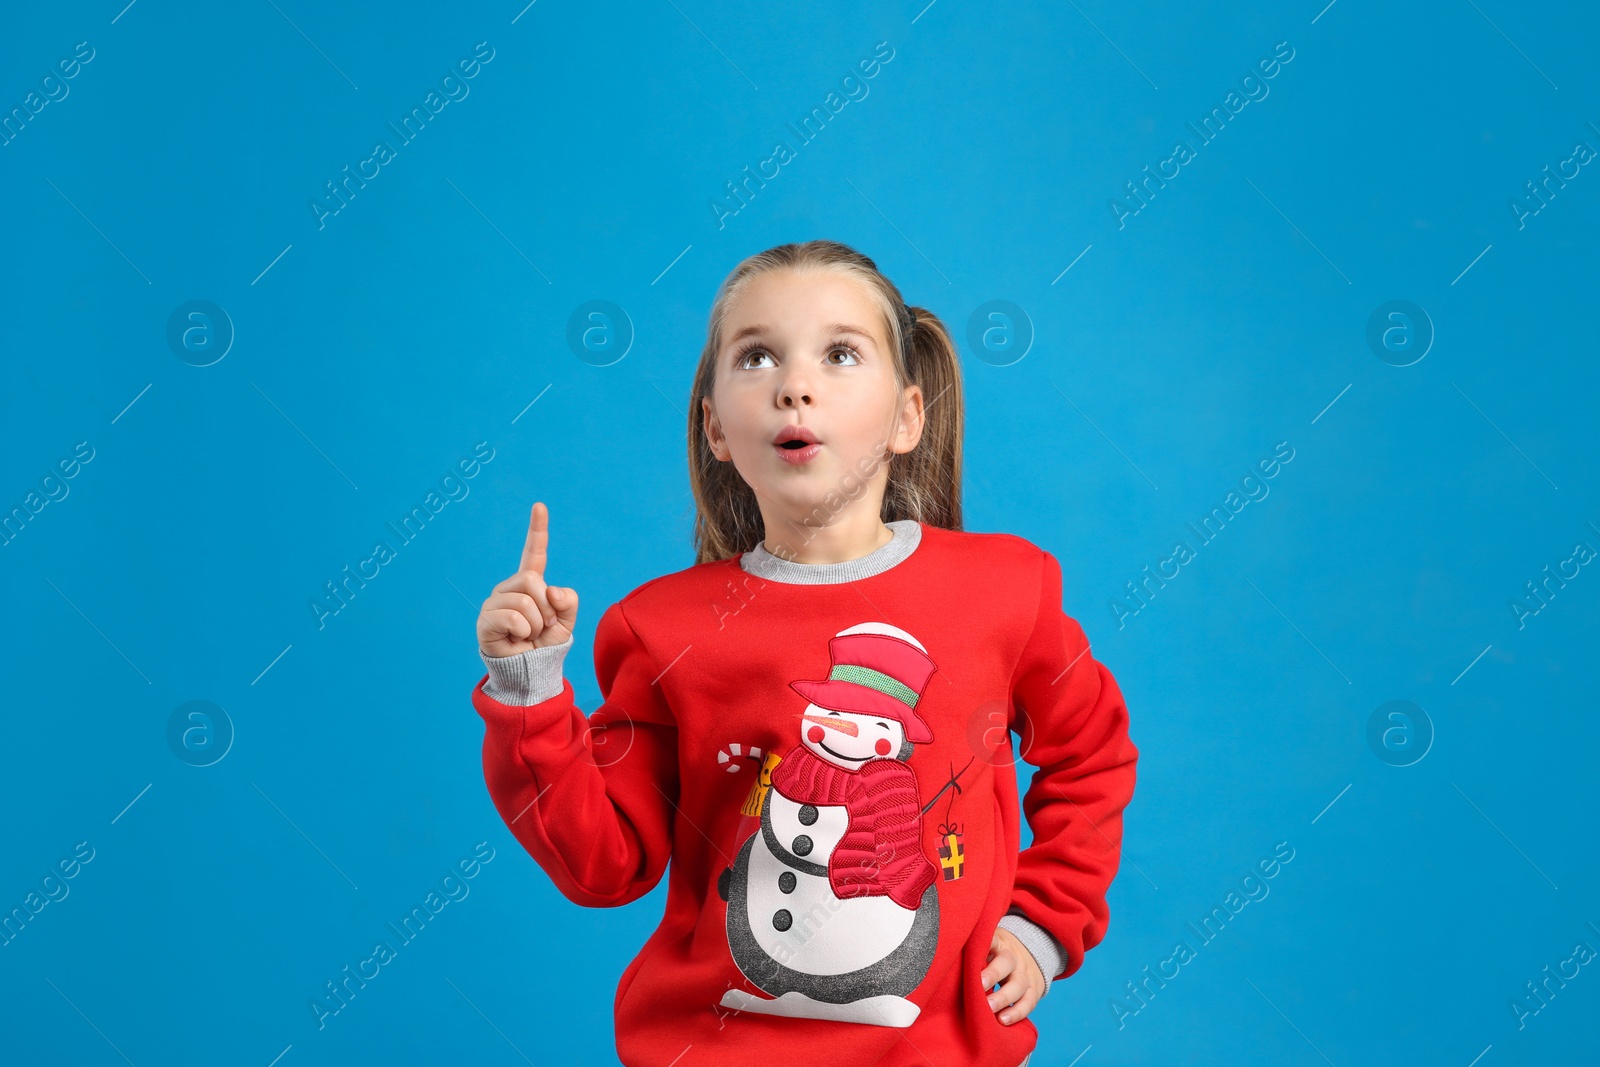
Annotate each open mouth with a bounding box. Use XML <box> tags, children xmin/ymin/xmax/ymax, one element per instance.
<box><xmin>772</xmin><ymin>429</ymin><xmax>822</xmax><ymax>464</ymax></box>
<box><xmin>772</xmin><ymin>424</ymin><xmax>820</xmax><ymax>449</ymax></box>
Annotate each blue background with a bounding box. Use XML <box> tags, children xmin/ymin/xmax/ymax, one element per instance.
<box><xmin>2</xmin><ymin>1</ymin><xmax>1596</xmax><ymax>1064</ymax></box>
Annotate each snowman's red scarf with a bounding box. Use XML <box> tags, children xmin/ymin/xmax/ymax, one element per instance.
<box><xmin>769</xmin><ymin>743</ymin><xmax>939</xmax><ymax>911</ymax></box>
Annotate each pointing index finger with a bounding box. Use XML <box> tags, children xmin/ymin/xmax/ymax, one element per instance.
<box><xmin>520</xmin><ymin>501</ymin><xmax>549</xmax><ymax>577</ymax></box>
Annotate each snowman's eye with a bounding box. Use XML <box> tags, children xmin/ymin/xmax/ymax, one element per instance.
<box><xmin>876</xmin><ymin>722</ymin><xmax>889</xmax><ymax>729</ymax></box>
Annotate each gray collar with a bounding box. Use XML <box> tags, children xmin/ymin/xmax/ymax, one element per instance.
<box><xmin>738</xmin><ymin>519</ymin><xmax>923</xmax><ymax>584</ymax></box>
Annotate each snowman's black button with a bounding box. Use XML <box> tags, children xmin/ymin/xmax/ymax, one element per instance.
<box><xmin>773</xmin><ymin>909</ymin><xmax>793</xmax><ymax>931</ymax></box>
<box><xmin>778</xmin><ymin>871</ymin><xmax>796</xmax><ymax>893</ymax></box>
<box><xmin>798</xmin><ymin>804</ymin><xmax>818</xmax><ymax>825</ymax></box>
<box><xmin>791</xmin><ymin>835</ymin><xmax>813</xmax><ymax>856</ymax></box>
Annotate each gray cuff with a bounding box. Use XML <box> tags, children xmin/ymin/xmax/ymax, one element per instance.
<box><xmin>480</xmin><ymin>635</ymin><xmax>573</xmax><ymax>706</ymax></box>
<box><xmin>999</xmin><ymin>908</ymin><xmax>1067</xmax><ymax>996</ymax></box>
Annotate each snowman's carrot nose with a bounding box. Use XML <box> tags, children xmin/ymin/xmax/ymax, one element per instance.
<box><xmin>801</xmin><ymin>712</ymin><xmax>858</xmax><ymax>737</ymax></box>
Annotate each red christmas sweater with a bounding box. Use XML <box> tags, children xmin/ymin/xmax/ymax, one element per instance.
<box><xmin>471</xmin><ymin>522</ymin><xmax>1139</xmax><ymax>1066</ymax></box>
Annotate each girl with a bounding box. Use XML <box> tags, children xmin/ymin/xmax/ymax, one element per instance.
<box><xmin>472</xmin><ymin>240</ymin><xmax>1138</xmax><ymax>1067</ymax></box>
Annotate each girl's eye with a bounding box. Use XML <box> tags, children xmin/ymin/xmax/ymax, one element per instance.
<box><xmin>731</xmin><ymin>340</ymin><xmax>862</xmax><ymax>368</ymax></box>
<box><xmin>733</xmin><ymin>343</ymin><xmax>774</xmax><ymax>369</ymax></box>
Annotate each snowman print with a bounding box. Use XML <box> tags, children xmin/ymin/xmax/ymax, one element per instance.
<box><xmin>717</xmin><ymin>622</ymin><xmax>944</xmax><ymax>1028</ymax></box>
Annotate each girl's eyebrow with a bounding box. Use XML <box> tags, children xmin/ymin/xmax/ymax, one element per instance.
<box><xmin>725</xmin><ymin>323</ymin><xmax>878</xmax><ymax>346</ymax></box>
<box><xmin>826</xmin><ymin>323</ymin><xmax>878</xmax><ymax>344</ymax></box>
<box><xmin>725</xmin><ymin>324</ymin><xmax>767</xmax><ymax>345</ymax></box>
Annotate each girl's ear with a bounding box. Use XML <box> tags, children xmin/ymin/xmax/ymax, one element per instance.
<box><xmin>891</xmin><ymin>383</ymin><xmax>926</xmax><ymax>455</ymax></box>
<box><xmin>701</xmin><ymin>397</ymin><xmax>729</xmax><ymax>461</ymax></box>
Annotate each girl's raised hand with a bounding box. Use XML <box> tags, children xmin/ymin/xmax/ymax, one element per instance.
<box><xmin>477</xmin><ymin>501</ymin><xmax>580</xmax><ymax>657</ymax></box>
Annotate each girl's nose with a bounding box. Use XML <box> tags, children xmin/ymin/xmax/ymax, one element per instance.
<box><xmin>779</xmin><ymin>372</ymin><xmax>813</xmax><ymax>406</ymax></box>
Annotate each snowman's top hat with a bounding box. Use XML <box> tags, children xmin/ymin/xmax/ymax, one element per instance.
<box><xmin>789</xmin><ymin>630</ymin><xmax>936</xmax><ymax>744</ymax></box>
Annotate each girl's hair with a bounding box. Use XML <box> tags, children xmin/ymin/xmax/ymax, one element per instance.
<box><xmin>687</xmin><ymin>239</ymin><xmax>965</xmax><ymax>564</ymax></box>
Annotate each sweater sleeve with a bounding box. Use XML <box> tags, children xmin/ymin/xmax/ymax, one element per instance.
<box><xmin>1006</xmin><ymin>548</ymin><xmax>1139</xmax><ymax>983</ymax></box>
<box><xmin>472</xmin><ymin>599</ymin><xmax>679</xmax><ymax>909</ymax></box>
<box><xmin>481</xmin><ymin>635</ymin><xmax>573</xmax><ymax>706</ymax></box>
